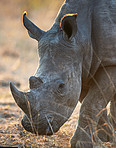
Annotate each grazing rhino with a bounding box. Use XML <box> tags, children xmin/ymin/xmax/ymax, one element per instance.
<box><xmin>10</xmin><ymin>0</ymin><xmax>116</xmax><ymax>147</ymax></box>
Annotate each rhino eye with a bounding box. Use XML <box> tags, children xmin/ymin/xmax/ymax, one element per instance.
<box><xmin>58</xmin><ymin>82</ymin><xmax>65</xmax><ymax>94</ymax></box>
<box><xmin>58</xmin><ymin>83</ymin><xmax>65</xmax><ymax>89</ymax></box>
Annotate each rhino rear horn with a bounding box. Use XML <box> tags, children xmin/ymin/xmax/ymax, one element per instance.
<box><xmin>10</xmin><ymin>82</ymin><xmax>29</xmax><ymax>114</ymax></box>
<box><xmin>23</xmin><ymin>11</ymin><xmax>45</xmax><ymax>41</ymax></box>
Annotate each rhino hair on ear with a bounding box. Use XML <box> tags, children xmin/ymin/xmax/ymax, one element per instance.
<box><xmin>60</xmin><ymin>13</ymin><xmax>77</xmax><ymax>39</ymax></box>
<box><xmin>23</xmin><ymin>11</ymin><xmax>45</xmax><ymax>41</ymax></box>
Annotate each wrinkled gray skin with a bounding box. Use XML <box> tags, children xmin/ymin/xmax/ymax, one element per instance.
<box><xmin>10</xmin><ymin>0</ymin><xmax>116</xmax><ymax>147</ymax></box>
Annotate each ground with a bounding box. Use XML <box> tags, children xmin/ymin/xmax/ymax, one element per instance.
<box><xmin>0</xmin><ymin>0</ymin><xmax>115</xmax><ymax>147</ymax></box>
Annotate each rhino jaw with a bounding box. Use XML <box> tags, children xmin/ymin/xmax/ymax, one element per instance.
<box><xmin>21</xmin><ymin>114</ymin><xmax>60</xmax><ymax>136</ymax></box>
<box><xmin>21</xmin><ymin>110</ymin><xmax>66</xmax><ymax>136</ymax></box>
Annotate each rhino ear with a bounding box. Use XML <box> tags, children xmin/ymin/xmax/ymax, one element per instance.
<box><xmin>23</xmin><ymin>11</ymin><xmax>45</xmax><ymax>41</ymax></box>
<box><xmin>60</xmin><ymin>13</ymin><xmax>77</xmax><ymax>40</ymax></box>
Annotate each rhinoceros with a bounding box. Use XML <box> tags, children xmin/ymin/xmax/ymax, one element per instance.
<box><xmin>10</xmin><ymin>0</ymin><xmax>116</xmax><ymax>147</ymax></box>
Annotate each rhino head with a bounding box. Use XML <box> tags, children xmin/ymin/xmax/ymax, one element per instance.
<box><xmin>10</xmin><ymin>12</ymin><xmax>83</xmax><ymax>135</ymax></box>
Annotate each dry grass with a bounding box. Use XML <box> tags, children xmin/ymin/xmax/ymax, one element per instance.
<box><xmin>0</xmin><ymin>0</ymin><xmax>116</xmax><ymax>147</ymax></box>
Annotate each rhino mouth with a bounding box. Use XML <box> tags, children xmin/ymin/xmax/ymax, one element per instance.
<box><xmin>10</xmin><ymin>82</ymin><xmax>75</xmax><ymax>135</ymax></box>
<box><xmin>21</xmin><ymin>114</ymin><xmax>60</xmax><ymax>135</ymax></box>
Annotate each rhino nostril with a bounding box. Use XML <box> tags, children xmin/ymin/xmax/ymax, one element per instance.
<box><xmin>57</xmin><ymin>80</ymin><xmax>65</xmax><ymax>93</ymax></box>
<box><xmin>29</xmin><ymin>76</ymin><xmax>43</xmax><ymax>89</ymax></box>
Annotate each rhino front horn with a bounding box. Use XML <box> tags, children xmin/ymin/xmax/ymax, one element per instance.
<box><xmin>10</xmin><ymin>82</ymin><xmax>29</xmax><ymax>114</ymax></box>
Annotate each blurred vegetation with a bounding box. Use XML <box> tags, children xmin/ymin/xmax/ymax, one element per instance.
<box><xmin>0</xmin><ymin>0</ymin><xmax>64</xmax><ymax>18</ymax></box>
<box><xmin>21</xmin><ymin>0</ymin><xmax>64</xmax><ymax>10</ymax></box>
<box><xmin>0</xmin><ymin>0</ymin><xmax>64</xmax><ymax>87</ymax></box>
